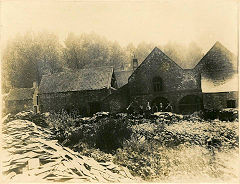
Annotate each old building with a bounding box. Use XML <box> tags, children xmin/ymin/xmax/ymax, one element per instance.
<box><xmin>36</xmin><ymin>41</ymin><xmax>237</xmax><ymax>115</ymax></box>
<box><xmin>4</xmin><ymin>85</ymin><xmax>37</xmax><ymax>114</ymax></box>
<box><xmin>114</xmin><ymin>70</ymin><xmax>133</xmax><ymax>88</ymax></box>
<box><xmin>107</xmin><ymin>41</ymin><xmax>238</xmax><ymax>114</ymax></box>
<box><xmin>38</xmin><ymin>67</ymin><xmax>118</xmax><ymax>116</ymax></box>
<box><xmin>202</xmin><ymin>73</ymin><xmax>238</xmax><ymax>110</ymax></box>
<box><xmin>126</xmin><ymin>47</ymin><xmax>202</xmax><ymax>114</ymax></box>
<box><xmin>196</xmin><ymin>42</ymin><xmax>238</xmax><ymax>110</ymax></box>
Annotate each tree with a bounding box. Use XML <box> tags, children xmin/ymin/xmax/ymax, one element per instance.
<box><xmin>163</xmin><ymin>41</ymin><xmax>203</xmax><ymax>69</ymax></box>
<box><xmin>124</xmin><ymin>42</ymin><xmax>155</xmax><ymax>70</ymax></box>
<box><xmin>134</xmin><ymin>42</ymin><xmax>155</xmax><ymax>65</ymax></box>
<box><xmin>2</xmin><ymin>32</ymin><xmax>63</xmax><ymax>92</ymax></box>
<box><xmin>63</xmin><ymin>32</ymin><xmax>128</xmax><ymax>71</ymax></box>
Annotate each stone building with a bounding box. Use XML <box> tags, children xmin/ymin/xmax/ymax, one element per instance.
<box><xmin>107</xmin><ymin>41</ymin><xmax>238</xmax><ymax>114</ymax></box>
<box><xmin>196</xmin><ymin>41</ymin><xmax>238</xmax><ymax>110</ymax></box>
<box><xmin>127</xmin><ymin>47</ymin><xmax>202</xmax><ymax>114</ymax></box>
<box><xmin>4</xmin><ymin>85</ymin><xmax>37</xmax><ymax>114</ymax></box>
<box><xmin>202</xmin><ymin>73</ymin><xmax>238</xmax><ymax>110</ymax></box>
<box><xmin>36</xmin><ymin>41</ymin><xmax>237</xmax><ymax>115</ymax></box>
<box><xmin>38</xmin><ymin>67</ymin><xmax>118</xmax><ymax>116</ymax></box>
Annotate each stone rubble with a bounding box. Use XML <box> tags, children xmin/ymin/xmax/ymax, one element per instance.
<box><xmin>1</xmin><ymin>119</ymin><xmax>138</xmax><ymax>183</ymax></box>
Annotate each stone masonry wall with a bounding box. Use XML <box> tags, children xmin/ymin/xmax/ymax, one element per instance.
<box><xmin>203</xmin><ymin>91</ymin><xmax>238</xmax><ymax>110</ymax></box>
<box><xmin>39</xmin><ymin>88</ymin><xmax>111</xmax><ymax>116</ymax></box>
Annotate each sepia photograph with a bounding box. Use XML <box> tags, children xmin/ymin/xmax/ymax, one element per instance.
<box><xmin>0</xmin><ymin>0</ymin><xmax>239</xmax><ymax>183</ymax></box>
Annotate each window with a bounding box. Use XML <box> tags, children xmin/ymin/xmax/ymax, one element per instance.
<box><xmin>89</xmin><ymin>101</ymin><xmax>101</xmax><ymax>115</ymax></box>
<box><xmin>153</xmin><ymin>77</ymin><xmax>163</xmax><ymax>92</ymax></box>
<box><xmin>227</xmin><ymin>100</ymin><xmax>236</xmax><ymax>108</ymax></box>
<box><xmin>36</xmin><ymin>95</ymin><xmax>39</xmax><ymax>105</ymax></box>
<box><xmin>111</xmin><ymin>74</ymin><xmax>117</xmax><ymax>89</ymax></box>
<box><xmin>34</xmin><ymin>106</ymin><xmax>37</xmax><ymax>113</ymax></box>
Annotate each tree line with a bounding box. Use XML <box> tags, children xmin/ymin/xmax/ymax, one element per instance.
<box><xmin>2</xmin><ymin>31</ymin><xmax>204</xmax><ymax>93</ymax></box>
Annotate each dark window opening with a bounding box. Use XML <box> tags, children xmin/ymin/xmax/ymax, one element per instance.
<box><xmin>153</xmin><ymin>77</ymin><xmax>163</xmax><ymax>92</ymax></box>
<box><xmin>89</xmin><ymin>101</ymin><xmax>101</xmax><ymax>115</ymax></box>
<box><xmin>227</xmin><ymin>100</ymin><xmax>236</xmax><ymax>108</ymax></box>
<box><xmin>111</xmin><ymin>74</ymin><xmax>117</xmax><ymax>89</ymax></box>
<box><xmin>36</xmin><ymin>95</ymin><xmax>39</xmax><ymax>105</ymax></box>
<box><xmin>34</xmin><ymin>105</ymin><xmax>37</xmax><ymax>113</ymax></box>
<box><xmin>179</xmin><ymin>95</ymin><xmax>203</xmax><ymax>114</ymax></box>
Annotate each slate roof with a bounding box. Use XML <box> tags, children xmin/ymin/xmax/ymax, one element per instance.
<box><xmin>129</xmin><ymin>47</ymin><xmax>183</xmax><ymax>81</ymax></box>
<box><xmin>201</xmin><ymin>73</ymin><xmax>238</xmax><ymax>93</ymax></box>
<box><xmin>6</xmin><ymin>88</ymin><xmax>35</xmax><ymax>101</ymax></box>
<box><xmin>194</xmin><ymin>41</ymin><xmax>237</xmax><ymax>73</ymax></box>
<box><xmin>115</xmin><ymin>70</ymin><xmax>133</xmax><ymax>88</ymax></box>
<box><xmin>39</xmin><ymin>67</ymin><xmax>114</xmax><ymax>94</ymax></box>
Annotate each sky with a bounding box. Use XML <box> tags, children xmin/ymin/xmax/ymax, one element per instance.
<box><xmin>0</xmin><ymin>0</ymin><xmax>239</xmax><ymax>54</ymax></box>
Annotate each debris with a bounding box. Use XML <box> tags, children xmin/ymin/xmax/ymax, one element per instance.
<box><xmin>2</xmin><ymin>119</ymin><xmax>137</xmax><ymax>182</ymax></box>
<box><xmin>28</xmin><ymin>158</ymin><xmax>40</xmax><ymax>170</ymax></box>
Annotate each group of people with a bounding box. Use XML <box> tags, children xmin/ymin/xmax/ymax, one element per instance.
<box><xmin>126</xmin><ymin>101</ymin><xmax>173</xmax><ymax>116</ymax></box>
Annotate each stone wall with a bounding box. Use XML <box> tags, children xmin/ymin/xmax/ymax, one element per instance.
<box><xmin>102</xmin><ymin>85</ymin><xmax>130</xmax><ymax>113</ymax></box>
<box><xmin>5</xmin><ymin>99</ymin><xmax>33</xmax><ymax>114</ymax></box>
<box><xmin>203</xmin><ymin>91</ymin><xmax>238</xmax><ymax>110</ymax></box>
<box><xmin>127</xmin><ymin>47</ymin><xmax>202</xmax><ymax>113</ymax></box>
<box><xmin>128</xmin><ymin>48</ymin><xmax>201</xmax><ymax>97</ymax></box>
<box><xmin>39</xmin><ymin>88</ymin><xmax>111</xmax><ymax>116</ymax></box>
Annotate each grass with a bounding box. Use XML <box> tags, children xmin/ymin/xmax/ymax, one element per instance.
<box><xmin>4</xmin><ymin>111</ymin><xmax>239</xmax><ymax>182</ymax></box>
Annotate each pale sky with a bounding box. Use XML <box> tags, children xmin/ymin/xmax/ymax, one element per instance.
<box><xmin>1</xmin><ymin>0</ymin><xmax>239</xmax><ymax>54</ymax></box>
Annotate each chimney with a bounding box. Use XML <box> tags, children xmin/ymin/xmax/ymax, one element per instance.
<box><xmin>133</xmin><ymin>58</ymin><xmax>138</xmax><ymax>71</ymax></box>
<box><xmin>33</xmin><ymin>81</ymin><xmax>37</xmax><ymax>89</ymax></box>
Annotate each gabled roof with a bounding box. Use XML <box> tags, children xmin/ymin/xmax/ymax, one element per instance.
<box><xmin>115</xmin><ymin>70</ymin><xmax>133</xmax><ymax>88</ymax></box>
<box><xmin>194</xmin><ymin>41</ymin><xmax>237</xmax><ymax>72</ymax></box>
<box><xmin>6</xmin><ymin>88</ymin><xmax>35</xmax><ymax>101</ymax></box>
<box><xmin>201</xmin><ymin>73</ymin><xmax>238</xmax><ymax>93</ymax></box>
<box><xmin>129</xmin><ymin>47</ymin><xmax>183</xmax><ymax>80</ymax></box>
<box><xmin>39</xmin><ymin>67</ymin><xmax>114</xmax><ymax>94</ymax></box>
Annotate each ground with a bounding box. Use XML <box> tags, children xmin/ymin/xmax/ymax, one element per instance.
<box><xmin>1</xmin><ymin>111</ymin><xmax>239</xmax><ymax>183</ymax></box>
<box><xmin>1</xmin><ymin>118</ymin><xmax>138</xmax><ymax>183</ymax></box>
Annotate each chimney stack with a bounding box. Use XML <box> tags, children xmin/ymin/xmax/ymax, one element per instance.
<box><xmin>133</xmin><ymin>58</ymin><xmax>138</xmax><ymax>71</ymax></box>
<box><xmin>33</xmin><ymin>81</ymin><xmax>37</xmax><ymax>89</ymax></box>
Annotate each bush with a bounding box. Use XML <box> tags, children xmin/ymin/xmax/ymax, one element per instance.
<box><xmin>46</xmin><ymin>112</ymin><xmax>132</xmax><ymax>153</ymax></box>
<box><xmin>8</xmin><ymin>110</ymin><xmax>237</xmax><ymax>181</ymax></box>
<box><xmin>94</xmin><ymin>118</ymin><xmax>132</xmax><ymax>153</ymax></box>
<box><xmin>114</xmin><ymin>118</ymin><xmax>239</xmax><ymax>180</ymax></box>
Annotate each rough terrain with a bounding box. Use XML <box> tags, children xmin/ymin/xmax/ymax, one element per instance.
<box><xmin>1</xmin><ymin>119</ymin><xmax>138</xmax><ymax>183</ymax></box>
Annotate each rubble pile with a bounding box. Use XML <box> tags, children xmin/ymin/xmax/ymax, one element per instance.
<box><xmin>1</xmin><ymin>119</ymin><xmax>137</xmax><ymax>183</ymax></box>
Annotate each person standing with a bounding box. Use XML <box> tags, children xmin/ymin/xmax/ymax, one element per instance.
<box><xmin>126</xmin><ymin>102</ymin><xmax>134</xmax><ymax>115</ymax></box>
<box><xmin>145</xmin><ymin>102</ymin><xmax>151</xmax><ymax>118</ymax></box>
<box><xmin>159</xmin><ymin>103</ymin><xmax>164</xmax><ymax>112</ymax></box>
<box><xmin>152</xmin><ymin>103</ymin><xmax>158</xmax><ymax>113</ymax></box>
<box><xmin>166</xmin><ymin>103</ymin><xmax>173</xmax><ymax>112</ymax></box>
<box><xmin>139</xmin><ymin>105</ymin><xmax>144</xmax><ymax>115</ymax></box>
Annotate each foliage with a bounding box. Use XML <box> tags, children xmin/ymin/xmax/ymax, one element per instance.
<box><xmin>2</xmin><ymin>31</ymin><xmax>204</xmax><ymax>93</ymax></box>
<box><xmin>115</xmin><ymin>141</ymin><xmax>239</xmax><ymax>181</ymax></box>
<box><xmin>163</xmin><ymin>41</ymin><xmax>204</xmax><ymax>69</ymax></box>
<box><xmin>113</xmin><ymin>118</ymin><xmax>238</xmax><ymax>180</ymax></box>
<box><xmin>63</xmin><ymin>32</ymin><xmax>128</xmax><ymax>70</ymax></box>
<box><xmin>4</xmin><ymin>110</ymin><xmax>238</xmax><ymax>181</ymax></box>
<box><xmin>2</xmin><ymin>32</ymin><xmax>64</xmax><ymax>92</ymax></box>
<box><xmin>46</xmin><ymin>112</ymin><xmax>132</xmax><ymax>153</ymax></box>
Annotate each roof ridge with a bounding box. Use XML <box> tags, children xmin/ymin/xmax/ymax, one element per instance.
<box><xmin>115</xmin><ymin>70</ymin><xmax>133</xmax><ymax>73</ymax></box>
<box><xmin>128</xmin><ymin>46</ymin><xmax>184</xmax><ymax>80</ymax></box>
<box><xmin>10</xmin><ymin>87</ymin><xmax>34</xmax><ymax>90</ymax></box>
<box><xmin>193</xmin><ymin>41</ymin><xmax>235</xmax><ymax>69</ymax></box>
<box><xmin>154</xmin><ymin>47</ymin><xmax>184</xmax><ymax>70</ymax></box>
<box><xmin>39</xmin><ymin>66</ymin><xmax>114</xmax><ymax>94</ymax></box>
<box><xmin>41</xmin><ymin>66</ymin><xmax>114</xmax><ymax>77</ymax></box>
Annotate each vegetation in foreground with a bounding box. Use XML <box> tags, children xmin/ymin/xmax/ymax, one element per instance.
<box><xmin>4</xmin><ymin>111</ymin><xmax>239</xmax><ymax>181</ymax></box>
